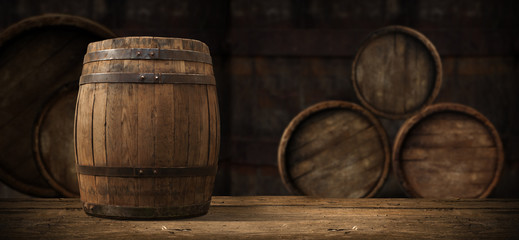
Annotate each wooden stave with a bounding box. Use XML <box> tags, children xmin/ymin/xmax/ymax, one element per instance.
<box><xmin>75</xmin><ymin>37</ymin><xmax>220</xmax><ymax>219</ymax></box>
<box><xmin>0</xmin><ymin>14</ymin><xmax>116</xmax><ymax>197</ymax></box>
<box><xmin>351</xmin><ymin>25</ymin><xmax>443</xmax><ymax>119</ymax></box>
<box><xmin>277</xmin><ymin>101</ymin><xmax>391</xmax><ymax>198</ymax></box>
<box><xmin>392</xmin><ymin>103</ymin><xmax>504</xmax><ymax>198</ymax></box>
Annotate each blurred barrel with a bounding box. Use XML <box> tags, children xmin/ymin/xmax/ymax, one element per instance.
<box><xmin>0</xmin><ymin>14</ymin><xmax>115</xmax><ymax>197</ymax></box>
<box><xmin>392</xmin><ymin>103</ymin><xmax>504</xmax><ymax>198</ymax></box>
<box><xmin>352</xmin><ymin>25</ymin><xmax>442</xmax><ymax>119</ymax></box>
<box><xmin>278</xmin><ymin>101</ymin><xmax>390</xmax><ymax>198</ymax></box>
<box><xmin>75</xmin><ymin>37</ymin><xmax>220</xmax><ymax>219</ymax></box>
<box><xmin>34</xmin><ymin>85</ymin><xmax>79</xmax><ymax>197</ymax></box>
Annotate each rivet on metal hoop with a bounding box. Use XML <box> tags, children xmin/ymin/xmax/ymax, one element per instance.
<box><xmin>140</xmin><ymin>75</ymin><xmax>145</xmax><ymax>80</ymax></box>
<box><xmin>139</xmin><ymin>169</ymin><xmax>144</xmax><ymax>174</ymax></box>
<box><xmin>149</xmin><ymin>52</ymin><xmax>155</xmax><ymax>56</ymax></box>
<box><xmin>153</xmin><ymin>169</ymin><xmax>158</xmax><ymax>174</ymax></box>
<box><xmin>155</xmin><ymin>75</ymin><xmax>159</xmax><ymax>80</ymax></box>
<box><xmin>136</xmin><ymin>51</ymin><xmax>141</xmax><ymax>56</ymax></box>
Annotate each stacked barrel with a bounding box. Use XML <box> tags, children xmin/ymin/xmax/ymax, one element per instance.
<box><xmin>0</xmin><ymin>14</ymin><xmax>116</xmax><ymax>198</ymax></box>
<box><xmin>278</xmin><ymin>26</ymin><xmax>503</xmax><ymax>198</ymax></box>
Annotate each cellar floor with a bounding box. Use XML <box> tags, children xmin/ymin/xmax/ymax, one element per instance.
<box><xmin>1</xmin><ymin>196</ymin><xmax>518</xmax><ymax>239</ymax></box>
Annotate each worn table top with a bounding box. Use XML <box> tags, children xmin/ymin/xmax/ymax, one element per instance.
<box><xmin>1</xmin><ymin>196</ymin><xmax>518</xmax><ymax>239</ymax></box>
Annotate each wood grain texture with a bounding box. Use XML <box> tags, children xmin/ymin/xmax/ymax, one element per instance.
<box><xmin>352</xmin><ymin>25</ymin><xmax>442</xmax><ymax>119</ymax></box>
<box><xmin>1</xmin><ymin>197</ymin><xmax>518</xmax><ymax>239</ymax></box>
<box><xmin>393</xmin><ymin>103</ymin><xmax>504</xmax><ymax>198</ymax></box>
<box><xmin>33</xmin><ymin>85</ymin><xmax>79</xmax><ymax>197</ymax></box>
<box><xmin>278</xmin><ymin>101</ymin><xmax>390</xmax><ymax>198</ymax></box>
<box><xmin>75</xmin><ymin>37</ymin><xmax>219</xmax><ymax>218</ymax></box>
<box><xmin>0</xmin><ymin>14</ymin><xmax>115</xmax><ymax>197</ymax></box>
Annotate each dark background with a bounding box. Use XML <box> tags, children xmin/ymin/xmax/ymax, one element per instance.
<box><xmin>1</xmin><ymin>0</ymin><xmax>518</xmax><ymax>197</ymax></box>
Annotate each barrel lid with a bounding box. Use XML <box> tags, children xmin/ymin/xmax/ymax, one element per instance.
<box><xmin>392</xmin><ymin>103</ymin><xmax>504</xmax><ymax>198</ymax></box>
<box><xmin>0</xmin><ymin>14</ymin><xmax>115</xmax><ymax>197</ymax></box>
<box><xmin>278</xmin><ymin>101</ymin><xmax>390</xmax><ymax>198</ymax></box>
<box><xmin>352</xmin><ymin>25</ymin><xmax>442</xmax><ymax>119</ymax></box>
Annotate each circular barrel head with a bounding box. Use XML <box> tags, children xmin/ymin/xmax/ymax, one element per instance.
<box><xmin>278</xmin><ymin>101</ymin><xmax>390</xmax><ymax>198</ymax></box>
<box><xmin>393</xmin><ymin>103</ymin><xmax>504</xmax><ymax>198</ymax></box>
<box><xmin>352</xmin><ymin>25</ymin><xmax>442</xmax><ymax>119</ymax></box>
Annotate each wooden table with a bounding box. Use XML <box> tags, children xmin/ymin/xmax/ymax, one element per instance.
<box><xmin>1</xmin><ymin>196</ymin><xmax>518</xmax><ymax>239</ymax></box>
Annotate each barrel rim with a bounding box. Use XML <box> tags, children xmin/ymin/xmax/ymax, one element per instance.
<box><xmin>277</xmin><ymin>100</ymin><xmax>391</xmax><ymax>198</ymax></box>
<box><xmin>85</xmin><ymin>36</ymin><xmax>210</xmax><ymax>54</ymax></box>
<box><xmin>33</xmin><ymin>83</ymin><xmax>80</xmax><ymax>198</ymax></box>
<box><xmin>392</xmin><ymin>102</ymin><xmax>505</xmax><ymax>198</ymax></box>
<box><xmin>0</xmin><ymin>13</ymin><xmax>116</xmax><ymax>47</ymax></box>
<box><xmin>82</xmin><ymin>200</ymin><xmax>211</xmax><ymax>219</ymax></box>
<box><xmin>351</xmin><ymin>25</ymin><xmax>443</xmax><ymax>119</ymax></box>
<box><xmin>0</xmin><ymin>14</ymin><xmax>115</xmax><ymax>197</ymax></box>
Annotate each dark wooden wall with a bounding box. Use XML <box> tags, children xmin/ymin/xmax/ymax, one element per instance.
<box><xmin>1</xmin><ymin>0</ymin><xmax>518</xmax><ymax>197</ymax></box>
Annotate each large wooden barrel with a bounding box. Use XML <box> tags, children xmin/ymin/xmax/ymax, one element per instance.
<box><xmin>393</xmin><ymin>103</ymin><xmax>504</xmax><ymax>198</ymax></box>
<box><xmin>75</xmin><ymin>37</ymin><xmax>220</xmax><ymax>219</ymax></box>
<box><xmin>352</xmin><ymin>25</ymin><xmax>442</xmax><ymax>119</ymax></box>
<box><xmin>278</xmin><ymin>101</ymin><xmax>390</xmax><ymax>198</ymax></box>
<box><xmin>34</xmin><ymin>84</ymin><xmax>79</xmax><ymax>197</ymax></box>
<box><xmin>0</xmin><ymin>14</ymin><xmax>115</xmax><ymax>197</ymax></box>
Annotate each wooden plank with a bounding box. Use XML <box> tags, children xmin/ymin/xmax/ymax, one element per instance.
<box><xmin>0</xmin><ymin>197</ymin><xmax>518</xmax><ymax>239</ymax></box>
<box><xmin>172</xmin><ymin>40</ymin><xmax>190</xmax><ymax>209</ymax></box>
<box><xmin>229</xmin><ymin>0</ymin><xmax>519</xmax><ymax>29</ymax></box>
<box><xmin>184</xmin><ymin>84</ymin><xmax>201</xmax><ymax>206</ymax></box>
<box><xmin>135</xmin><ymin>75</ymin><xmax>155</xmax><ymax>207</ymax></box>
<box><xmin>153</xmin><ymin>83</ymin><xmax>175</xmax><ymax>207</ymax></box>
<box><xmin>76</xmin><ymin>84</ymin><xmax>96</xmax><ymax>204</ymax></box>
<box><xmin>194</xmin><ymin>84</ymin><xmax>209</xmax><ymax>204</ymax></box>
<box><xmin>135</xmin><ymin>84</ymin><xmax>155</xmax><ymax>206</ymax></box>
<box><xmin>173</xmin><ymin>84</ymin><xmax>191</xmax><ymax>206</ymax></box>
<box><xmin>408</xmin><ymin>112</ymin><xmax>490</xmax><ymax>135</ymax></box>
<box><xmin>120</xmin><ymin>81</ymin><xmax>138</xmax><ymax>207</ymax></box>
<box><xmin>206</xmin><ymin>85</ymin><xmax>220</xmax><ymax>200</ymax></box>
<box><xmin>104</xmin><ymin>83</ymin><xmax>124</xmax><ymax>206</ymax></box>
<box><xmin>2</xmin><ymin>196</ymin><xmax>519</xmax><ymax>209</ymax></box>
<box><xmin>92</xmin><ymin>83</ymin><xmax>109</xmax><ymax>205</ymax></box>
<box><xmin>227</xmin><ymin>28</ymin><xmax>518</xmax><ymax>57</ymax></box>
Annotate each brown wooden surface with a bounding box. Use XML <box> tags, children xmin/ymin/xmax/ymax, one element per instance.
<box><xmin>3</xmin><ymin>1</ymin><xmax>518</xmax><ymax>57</ymax></box>
<box><xmin>352</xmin><ymin>25</ymin><xmax>442</xmax><ymax>119</ymax></box>
<box><xmin>34</xmin><ymin>86</ymin><xmax>79</xmax><ymax>197</ymax></box>
<box><xmin>0</xmin><ymin>196</ymin><xmax>518</xmax><ymax>239</ymax></box>
<box><xmin>278</xmin><ymin>101</ymin><xmax>390</xmax><ymax>198</ymax></box>
<box><xmin>393</xmin><ymin>103</ymin><xmax>504</xmax><ymax>198</ymax></box>
<box><xmin>0</xmin><ymin>14</ymin><xmax>115</xmax><ymax>197</ymax></box>
<box><xmin>75</xmin><ymin>37</ymin><xmax>220</xmax><ymax>218</ymax></box>
<box><xmin>1</xmin><ymin>1</ymin><xmax>518</xmax><ymax>198</ymax></box>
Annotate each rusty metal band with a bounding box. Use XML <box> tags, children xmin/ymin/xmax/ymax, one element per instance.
<box><xmin>83</xmin><ymin>201</ymin><xmax>210</xmax><ymax>219</ymax></box>
<box><xmin>79</xmin><ymin>73</ymin><xmax>215</xmax><ymax>85</ymax></box>
<box><xmin>83</xmin><ymin>48</ymin><xmax>212</xmax><ymax>64</ymax></box>
<box><xmin>77</xmin><ymin>165</ymin><xmax>218</xmax><ymax>178</ymax></box>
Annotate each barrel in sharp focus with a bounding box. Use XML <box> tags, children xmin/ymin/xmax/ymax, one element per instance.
<box><xmin>75</xmin><ymin>37</ymin><xmax>220</xmax><ymax>219</ymax></box>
